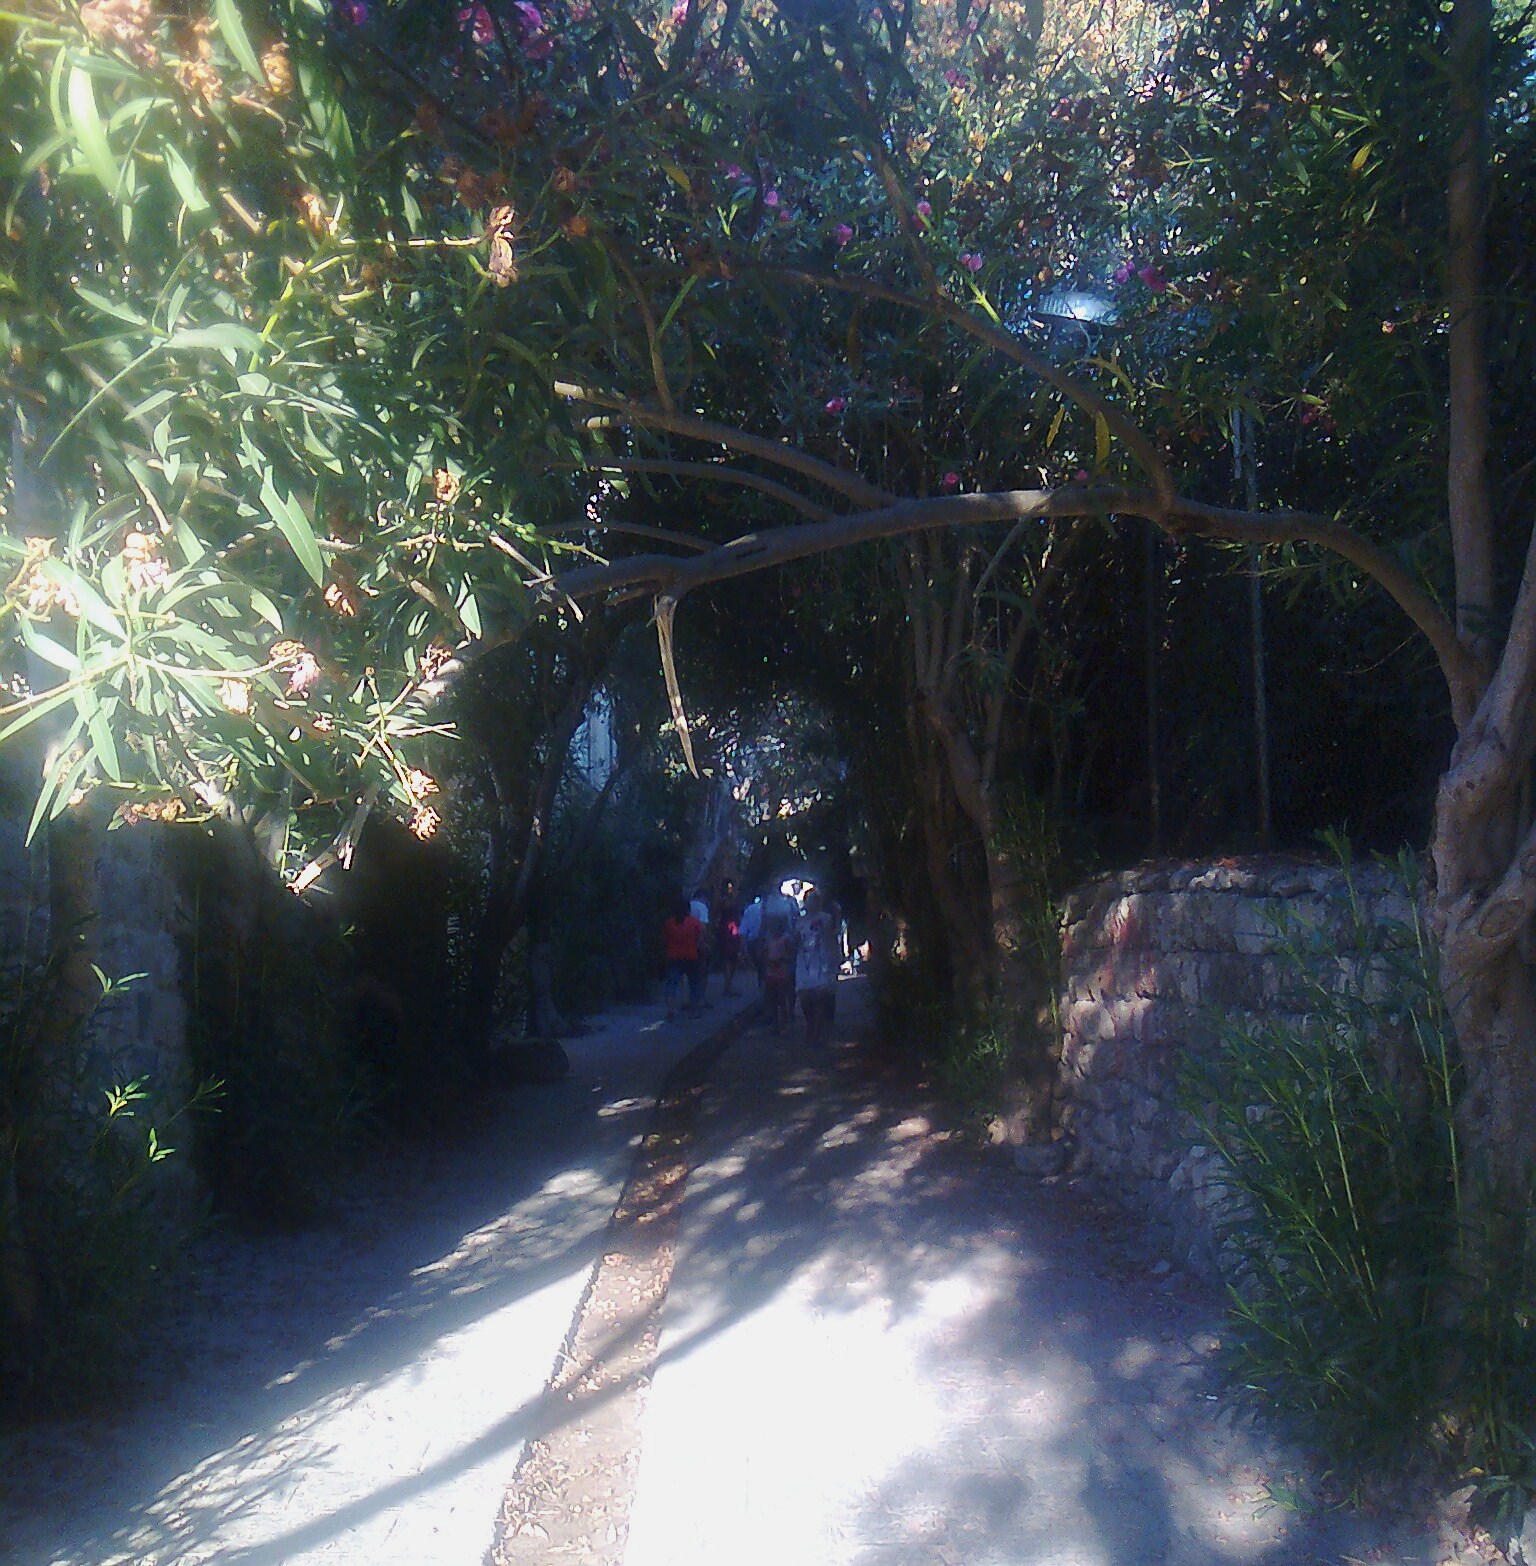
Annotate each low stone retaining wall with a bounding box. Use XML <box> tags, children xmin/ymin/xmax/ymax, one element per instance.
<box><xmin>1055</xmin><ymin>858</ymin><xmax>1414</xmax><ymax>1279</ymax></box>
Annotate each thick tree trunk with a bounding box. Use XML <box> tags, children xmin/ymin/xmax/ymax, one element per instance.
<box><xmin>1429</xmin><ymin>758</ymin><xmax>1536</xmax><ymax>1200</ymax></box>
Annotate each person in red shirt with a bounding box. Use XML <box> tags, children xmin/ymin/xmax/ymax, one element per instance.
<box><xmin>662</xmin><ymin>896</ymin><xmax>704</xmax><ymax>1020</ymax></box>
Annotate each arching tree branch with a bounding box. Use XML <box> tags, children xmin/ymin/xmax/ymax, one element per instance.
<box><xmin>554</xmin><ymin>380</ymin><xmax>894</xmax><ymax>509</ymax></box>
<box><xmin>589</xmin><ymin>458</ymin><xmax>834</xmax><ymax>520</ymax></box>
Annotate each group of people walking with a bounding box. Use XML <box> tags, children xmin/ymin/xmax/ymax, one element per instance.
<box><xmin>661</xmin><ymin>877</ymin><xmax>844</xmax><ymax>1044</ymax></box>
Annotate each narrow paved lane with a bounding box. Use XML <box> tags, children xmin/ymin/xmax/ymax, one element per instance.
<box><xmin>0</xmin><ymin>992</ymin><xmax>745</xmax><ymax>1566</ymax></box>
<box><xmin>3</xmin><ymin>978</ymin><xmax>1489</xmax><ymax>1566</ymax></box>
<box><xmin>624</xmin><ymin>979</ymin><xmax>1480</xmax><ymax>1566</ymax></box>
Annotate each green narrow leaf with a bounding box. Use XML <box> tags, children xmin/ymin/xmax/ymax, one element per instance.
<box><xmin>214</xmin><ymin>0</ymin><xmax>266</xmax><ymax>83</ymax></box>
<box><xmin>124</xmin><ymin>388</ymin><xmax>178</xmax><ymax>420</ymax></box>
<box><xmin>39</xmin><ymin>560</ymin><xmax>126</xmax><ymax>640</ymax></box>
<box><xmin>18</xmin><ymin>621</ymin><xmax>80</xmax><ymax>672</ymax></box>
<box><xmin>248</xmin><ymin>589</ymin><xmax>284</xmax><ymax>631</ymax></box>
<box><xmin>258</xmin><ymin>474</ymin><xmax>325</xmax><ymax>584</ymax></box>
<box><xmin>1094</xmin><ymin>412</ymin><xmax>1111</xmax><ymax>471</ymax></box>
<box><xmin>164</xmin><ymin>145</ymin><xmax>211</xmax><ymax>211</ymax></box>
<box><xmin>657</xmin><ymin>275</ymin><xmax>698</xmax><ymax>339</ymax></box>
<box><xmin>1046</xmin><ymin>403</ymin><xmax>1066</xmax><ymax>451</ymax></box>
<box><xmin>67</xmin><ymin>67</ymin><xmax>118</xmax><ymax>194</ymax></box>
<box><xmin>25</xmin><ymin>710</ymin><xmax>89</xmax><ymax>844</ymax></box>
<box><xmin>165</xmin><ymin>322</ymin><xmax>264</xmax><ymax>354</ymax></box>
<box><xmin>74</xmin><ymin>284</ymin><xmax>146</xmax><ymax>326</ymax></box>
<box><xmin>81</xmin><ymin>691</ymin><xmax>122</xmax><ymax>783</ymax></box>
<box><xmin>0</xmin><ymin>687</ymin><xmax>76</xmax><ymax>748</ymax></box>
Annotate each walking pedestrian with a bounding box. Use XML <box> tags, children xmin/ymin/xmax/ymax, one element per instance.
<box><xmin>762</xmin><ymin>913</ymin><xmax>797</xmax><ymax>1035</ymax></box>
<box><xmin>661</xmin><ymin>896</ymin><xmax>704</xmax><ymax>1021</ymax></box>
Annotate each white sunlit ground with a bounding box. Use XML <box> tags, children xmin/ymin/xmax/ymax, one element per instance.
<box><xmin>0</xmin><ymin>994</ymin><xmax>743</xmax><ymax>1566</ymax></box>
<box><xmin>2</xmin><ymin>977</ymin><xmax>1495</xmax><ymax>1566</ymax></box>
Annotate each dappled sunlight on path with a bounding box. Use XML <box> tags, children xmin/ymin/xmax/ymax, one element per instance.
<box><xmin>3</xmin><ymin>978</ymin><xmax>1484</xmax><ymax>1566</ymax></box>
<box><xmin>0</xmin><ymin>992</ymin><xmax>745</xmax><ymax>1566</ymax></box>
<box><xmin>624</xmin><ymin>978</ymin><xmax>1465</xmax><ymax>1566</ymax></box>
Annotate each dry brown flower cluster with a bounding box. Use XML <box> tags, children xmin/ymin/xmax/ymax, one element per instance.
<box><xmin>79</xmin><ymin>0</ymin><xmax>157</xmax><ymax>65</ymax></box>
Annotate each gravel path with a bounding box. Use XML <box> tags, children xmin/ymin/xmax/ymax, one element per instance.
<box><xmin>1</xmin><ymin>976</ymin><xmax>1495</xmax><ymax>1566</ymax></box>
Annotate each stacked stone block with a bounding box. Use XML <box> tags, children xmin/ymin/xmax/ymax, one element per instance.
<box><xmin>1056</xmin><ymin>859</ymin><xmax>1414</xmax><ymax>1280</ymax></box>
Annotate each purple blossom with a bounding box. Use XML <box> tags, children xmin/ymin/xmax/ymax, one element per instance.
<box><xmin>825</xmin><ymin>396</ymin><xmax>847</xmax><ymax>415</ymax></box>
<box><xmin>1137</xmin><ymin>262</ymin><xmax>1168</xmax><ymax>293</ymax></box>
<box><xmin>915</xmin><ymin>198</ymin><xmax>932</xmax><ymax>219</ymax></box>
<box><xmin>1111</xmin><ymin>261</ymin><xmax>1134</xmax><ymax>286</ymax></box>
<box><xmin>940</xmin><ymin>471</ymin><xmax>960</xmax><ymax>491</ymax></box>
<box><xmin>331</xmin><ymin>0</ymin><xmax>368</xmax><ymax>24</ymax></box>
<box><xmin>671</xmin><ymin>0</ymin><xmax>690</xmax><ymax>23</ymax></box>
<box><xmin>833</xmin><ymin>222</ymin><xmax>853</xmax><ymax>248</ymax></box>
<box><xmin>511</xmin><ymin>0</ymin><xmax>551</xmax><ymax>54</ymax></box>
<box><xmin>960</xmin><ymin>252</ymin><xmax>984</xmax><ymax>273</ymax></box>
<box><xmin>763</xmin><ymin>188</ymin><xmax>780</xmax><ymax>208</ymax></box>
<box><xmin>943</xmin><ymin>67</ymin><xmax>968</xmax><ymax>88</ymax></box>
<box><xmin>726</xmin><ymin>164</ymin><xmax>746</xmax><ymax>181</ymax></box>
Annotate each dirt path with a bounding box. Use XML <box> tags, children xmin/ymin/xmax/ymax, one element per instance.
<box><xmin>2</xmin><ymin>977</ymin><xmax>1494</xmax><ymax>1566</ymax></box>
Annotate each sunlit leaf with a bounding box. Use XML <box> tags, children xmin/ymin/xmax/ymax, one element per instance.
<box><xmin>258</xmin><ymin>474</ymin><xmax>325</xmax><ymax>585</ymax></box>
<box><xmin>66</xmin><ymin>67</ymin><xmax>117</xmax><ymax>194</ymax></box>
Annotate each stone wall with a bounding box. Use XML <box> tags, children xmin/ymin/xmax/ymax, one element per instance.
<box><xmin>1055</xmin><ymin>858</ymin><xmax>1414</xmax><ymax>1279</ymax></box>
<box><xmin>0</xmin><ymin>770</ymin><xmax>190</xmax><ymax>1146</ymax></box>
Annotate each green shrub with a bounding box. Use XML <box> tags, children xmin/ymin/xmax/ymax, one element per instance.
<box><xmin>0</xmin><ymin>947</ymin><xmax>212</xmax><ymax>1410</ymax></box>
<box><xmin>1183</xmin><ymin>845</ymin><xmax>1536</xmax><ymax>1505</ymax></box>
<box><xmin>933</xmin><ymin>1008</ymin><xmax>1017</xmax><ymax>1121</ymax></box>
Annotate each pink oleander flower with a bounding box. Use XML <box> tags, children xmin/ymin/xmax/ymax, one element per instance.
<box><xmin>671</xmin><ymin>0</ymin><xmax>689</xmax><ymax>23</ymax></box>
<box><xmin>833</xmin><ymin>222</ymin><xmax>853</xmax><ymax>247</ymax></box>
<box><xmin>1111</xmin><ymin>261</ymin><xmax>1134</xmax><ymax>285</ymax></box>
<box><xmin>940</xmin><ymin>471</ymin><xmax>960</xmax><ymax>491</ymax></box>
<box><xmin>825</xmin><ymin>396</ymin><xmax>847</xmax><ymax>415</ymax></box>
<box><xmin>458</xmin><ymin>2</ymin><xmax>494</xmax><ymax>44</ymax></box>
<box><xmin>726</xmin><ymin>164</ymin><xmax>746</xmax><ymax>181</ymax></box>
<box><xmin>331</xmin><ymin>0</ymin><xmax>368</xmax><ymax>24</ymax></box>
<box><xmin>943</xmin><ymin>67</ymin><xmax>968</xmax><ymax>88</ymax></box>
<box><xmin>1137</xmin><ymin>262</ymin><xmax>1168</xmax><ymax>293</ymax></box>
<box><xmin>763</xmin><ymin>188</ymin><xmax>780</xmax><ymax>207</ymax></box>
<box><xmin>287</xmin><ymin>651</ymin><xmax>322</xmax><ymax>697</ymax></box>
<box><xmin>915</xmin><ymin>198</ymin><xmax>932</xmax><ymax>219</ymax></box>
<box><xmin>960</xmin><ymin>252</ymin><xmax>984</xmax><ymax>273</ymax></box>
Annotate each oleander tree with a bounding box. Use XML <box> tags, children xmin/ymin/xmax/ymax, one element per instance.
<box><xmin>9</xmin><ymin>0</ymin><xmax>1536</xmax><ymax>1208</ymax></box>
